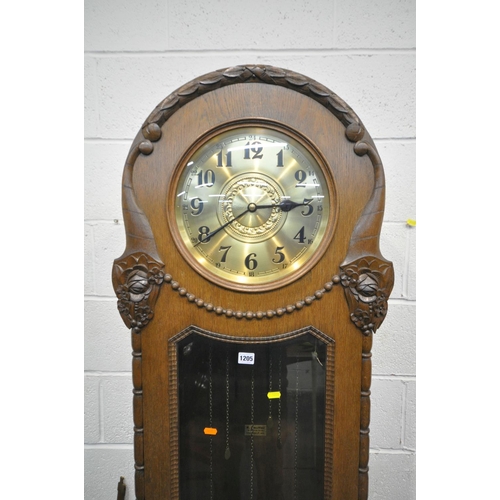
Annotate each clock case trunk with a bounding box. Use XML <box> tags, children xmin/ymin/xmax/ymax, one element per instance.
<box><xmin>112</xmin><ymin>65</ymin><xmax>394</xmax><ymax>500</ymax></box>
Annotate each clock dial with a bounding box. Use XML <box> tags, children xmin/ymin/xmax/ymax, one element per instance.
<box><xmin>171</xmin><ymin>125</ymin><xmax>334</xmax><ymax>291</ymax></box>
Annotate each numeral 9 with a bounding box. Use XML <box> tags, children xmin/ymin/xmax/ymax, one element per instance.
<box><xmin>295</xmin><ymin>170</ymin><xmax>307</xmax><ymax>187</ymax></box>
<box><xmin>190</xmin><ymin>197</ymin><xmax>204</xmax><ymax>215</ymax></box>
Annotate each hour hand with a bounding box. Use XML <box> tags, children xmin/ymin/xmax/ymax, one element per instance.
<box><xmin>254</xmin><ymin>199</ymin><xmax>310</xmax><ymax>212</ymax></box>
<box><xmin>276</xmin><ymin>199</ymin><xmax>309</xmax><ymax>212</ymax></box>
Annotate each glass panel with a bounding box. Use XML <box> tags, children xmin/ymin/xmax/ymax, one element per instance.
<box><xmin>177</xmin><ymin>332</ymin><xmax>327</xmax><ymax>500</ymax></box>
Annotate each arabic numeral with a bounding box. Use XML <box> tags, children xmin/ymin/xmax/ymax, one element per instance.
<box><xmin>295</xmin><ymin>170</ymin><xmax>307</xmax><ymax>187</ymax></box>
<box><xmin>301</xmin><ymin>199</ymin><xmax>313</xmax><ymax>216</ymax></box>
<box><xmin>197</xmin><ymin>169</ymin><xmax>215</xmax><ymax>187</ymax></box>
<box><xmin>276</xmin><ymin>149</ymin><xmax>284</xmax><ymax>167</ymax></box>
<box><xmin>244</xmin><ymin>253</ymin><xmax>258</xmax><ymax>270</ymax></box>
<box><xmin>272</xmin><ymin>246</ymin><xmax>286</xmax><ymax>264</ymax></box>
<box><xmin>198</xmin><ymin>226</ymin><xmax>211</xmax><ymax>243</ymax></box>
<box><xmin>190</xmin><ymin>197</ymin><xmax>204</xmax><ymax>216</ymax></box>
<box><xmin>219</xmin><ymin>245</ymin><xmax>231</xmax><ymax>262</ymax></box>
<box><xmin>216</xmin><ymin>149</ymin><xmax>232</xmax><ymax>167</ymax></box>
<box><xmin>238</xmin><ymin>352</ymin><xmax>255</xmax><ymax>365</ymax></box>
<box><xmin>293</xmin><ymin>226</ymin><xmax>306</xmax><ymax>244</ymax></box>
<box><xmin>244</xmin><ymin>141</ymin><xmax>263</xmax><ymax>160</ymax></box>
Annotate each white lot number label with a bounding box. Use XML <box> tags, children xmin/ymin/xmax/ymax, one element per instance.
<box><xmin>238</xmin><ymin>352</ymin><xmax>255</xmax><ymax>365</ymax></box>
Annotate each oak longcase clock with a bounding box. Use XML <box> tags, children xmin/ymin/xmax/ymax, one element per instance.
<box><xmin>112</xmin><ymin>65</ymin><xmax>394</xmax><ymax>500</ymax></box>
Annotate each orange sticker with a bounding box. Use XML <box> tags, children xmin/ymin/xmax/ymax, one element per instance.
<box><xmin>204</xmin><ymin>427</ymin><xmax>218</xmax><ymax>436</ymax></box>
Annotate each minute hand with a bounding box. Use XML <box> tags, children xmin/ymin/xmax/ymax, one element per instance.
<box><xmin>193</xmin><ymin>207</ymin><xmax>251</xmax><ymax>246</ymax></box>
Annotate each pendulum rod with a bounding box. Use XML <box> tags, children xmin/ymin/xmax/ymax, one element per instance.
<box><xmin>209</xmin><ymin>344</ymin><xmax>214</xmax><ymax>500</ymax></box>
<box><xmin>225</xmin><ymin>349</ymin><xmax>231</xmax><ymax>460</ymax></box>
<box><xmin>267</xmin><ymin>352</ymin><xmax>273</xmax><ymax>428</ymax></box>
<box><xmin>277</xmin><ymin>351</ymin><xmax>282</xmax><ymax>449</ymax></box>
<box><xmin>312</xmin><ymin>342</ymin><xmax>318</xmax><ymax>468</ymax></box>
<box><xmin>294</xmin><ymin>355</ymin><xmax>299</xmax><ymax>500</ymax></box>
<box><xmin>250</xmin><ymin>365</ymin><xmax>255</xmax><ymax>500</ymax></box>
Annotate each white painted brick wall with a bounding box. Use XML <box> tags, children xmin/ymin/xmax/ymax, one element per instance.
<box><xmin>84</xmin><ymin>1</ymin><xmax>416</xmax><ymax>498</ymax></box>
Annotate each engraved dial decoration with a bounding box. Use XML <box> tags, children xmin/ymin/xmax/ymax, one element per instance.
<box><xmin>171</xmin><ymin>126</ymin><xmax>334</xmax><ymax>291</ymax></box>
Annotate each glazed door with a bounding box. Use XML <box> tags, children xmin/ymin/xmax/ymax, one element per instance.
<box><xmin>173</xmin><ymin>327</ymin><xmax>334</xmax><ymax>500</ymax></box>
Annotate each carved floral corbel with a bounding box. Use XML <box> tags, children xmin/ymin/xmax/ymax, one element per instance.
<box><xmin>340</xmin><ymin>257</ymin><xmax>394</xmax><ymax>334</ymax></box>
<box><xmin>112</xmin><ymin>252</ymin><xmax>165</xmax><ymax>334</ymax></box>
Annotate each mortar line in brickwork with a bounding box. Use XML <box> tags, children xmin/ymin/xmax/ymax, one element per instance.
<box><xmin>85</xmin><ymin>371</ymin><xmax>132</xmax><ymax>377</ymax></box>
<box><xmin>388</xmin><ymin>252</ymin><xmax>414</xmax><ymax>301</ymax></box>
<box><xmin>388</xmin><ymin>297</ymin><xmax>415</xmax><ymax>306</ymax></box>
<box><xmin>94</xmin><ymin>57</ymin><xmax>102</xmax><ymax>138</ymax></box>
<box><xmin>373</xmin><ymin>137</ymin><xmax>416</xmax><ymax>142</ymax></box>
<box><xmin>403</xmin><ymin>227</ymin><xmax>411</xmax><ymax>298</ymax></box>
<box><xmin>88</xmin><ymin>224</ymin><xmax>97</xmax><ymax>295</ymax></box>
<box><xmin>332</xmin><ymin>0</ymin><xmax>339</xmax><ymax>47</ymax></box>
<box><xmin>382</xmin><ymin>221</ymin><xmax>414</xmax><ymax>227</ymax></box>
<box><xmin>372</xmin><ymin>375</ymin><xmax>415</xmax><ymax>382</ymax></box>
<box><xmin>369</xmin><ymin>448</ymin><xmax>414</xmax><ymax>456</ymax></box>
<box><xmin>84</xmin><ymin>137</ymin><xmax>132</xmax><ymax>144</ymax></box>
<box><xmin>400</xmin><ymin>381</ymin><xmax>409</xmax><ymax>448</ymax></box>
<box><xmin>84</xmin><ymin>219</ymin><xmax>124</xmax><ymax>225</ymax></box>
<box><xmin>85</xmin><ymin>136</ymin><xmax>416</xmax><ymax>142</ymax></box>
<box><xmin>84</xmin><ymin>295</ymin><xmax>119</xmax><ymax>301</ymax></box>
<box><xmin>98</xmin><ymin>380</ymin><xmax>104</xmax><ymax>443</ymax></box>
<box><xmin>84</xmin><ymin>443</ymin><xmax>134</xmax><ymax>450</ymax></box>
<box><xmin>84</xmin><ymin>48</ymin><xmax>416</xmax><ymax>57</ymax></box>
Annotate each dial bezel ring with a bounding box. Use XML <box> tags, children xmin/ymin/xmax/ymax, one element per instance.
<box><xmin>167</xmin><ymin>119</ymin><xmax>338</xmax><ymax>293</ymax></box>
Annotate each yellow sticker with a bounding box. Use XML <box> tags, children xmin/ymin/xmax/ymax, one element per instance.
<box><xmin>406</xmin><ymin>219</ymin><xmax>416</xmax><ymax>227</ymax></box>
<box><xmin>204</xmin><ymin>427</ymin><xmax>218</xmax><ymax>436</ymax></box>
<box><xmin>267</xmin><ymin>391</ymin><xmax>281</xmax><ymax>399</ymax></box>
